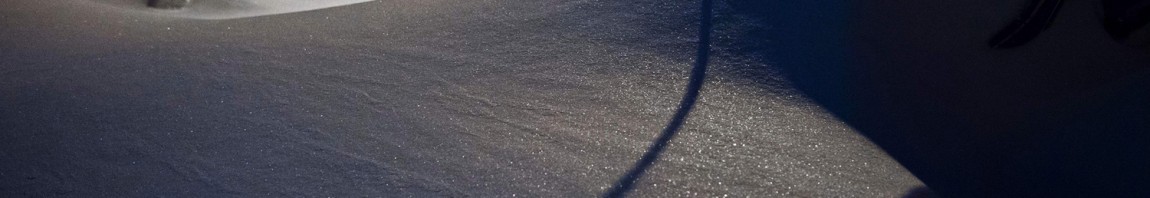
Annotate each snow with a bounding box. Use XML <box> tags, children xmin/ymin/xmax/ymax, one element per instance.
<box><xmin>88</xmin><ymin>0</ymin><xmax>375</xmax><ymax>19</ymax></box>
<box><xmin>0</xmin><ymin>0</ymin><xmax>926</xmax><ymax>197</ymax></box>
<box><xmin>761</xmin><ymin>0</ymin><xmax>1150</xmax><ymax>196</ymax></box>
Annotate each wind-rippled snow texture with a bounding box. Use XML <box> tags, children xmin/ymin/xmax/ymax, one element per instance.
<box><xmin>0</xmin><ymin>0</ymin><xmax>923</xmax><ymax>197</ymax></box>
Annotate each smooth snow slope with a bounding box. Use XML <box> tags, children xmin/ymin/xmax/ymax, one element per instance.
<box><xmin>1</xmin><ymin>0</ymin><xmax>922</xmax><ymax>197</ymax></box>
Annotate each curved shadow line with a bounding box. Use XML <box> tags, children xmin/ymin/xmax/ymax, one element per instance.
<box><xmin>602</xmin><ymin>0</ymin><xmax>713</xmax><ymax>197</ymax></box>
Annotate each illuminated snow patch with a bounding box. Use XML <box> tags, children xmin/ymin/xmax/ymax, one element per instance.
<box><xmin>92</xmin><ymin>0</ymin><xmax>374</xmax><ymax>19</ymax></box>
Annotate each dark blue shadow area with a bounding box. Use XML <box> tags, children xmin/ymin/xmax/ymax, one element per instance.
<box><xmin>602</xmin><ymin>0</ymin><xmax>713</xmax><ymax>197</ymax></box>
<box><xmin>721</xmin><ymin>0</ymin><xmax>1150</xmax><ymax>197</ymax></box>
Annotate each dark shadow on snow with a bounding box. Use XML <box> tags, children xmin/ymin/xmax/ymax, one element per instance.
<box><xmin>602</xmin><ymin>0</ymin><xmax>713</xmax><ymax>197</ymax></box>
<box><xmin>987</xmin><ymin>0</ymin><xmax>1065</xmax><ymax>49</ymax></box>
<box><xmin>719</xmin><ymin>0</ymin><xmax>1150</xmax><ymax>197</ymax></box>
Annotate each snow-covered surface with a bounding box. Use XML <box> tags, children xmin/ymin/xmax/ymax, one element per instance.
<box><xmin>0</xmin><ymin>0</ymin><xmax>924</xmax><ymax>197</ymax></box>
<box><xmin>755</xmin><ymin>0</ymin><xmax>1149</xmax><ymax>196</ymax></box>
<box><xmin>89</xmin><ymin>0</ymin><xmax>375</xmax><ymax>19</ymax></box>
